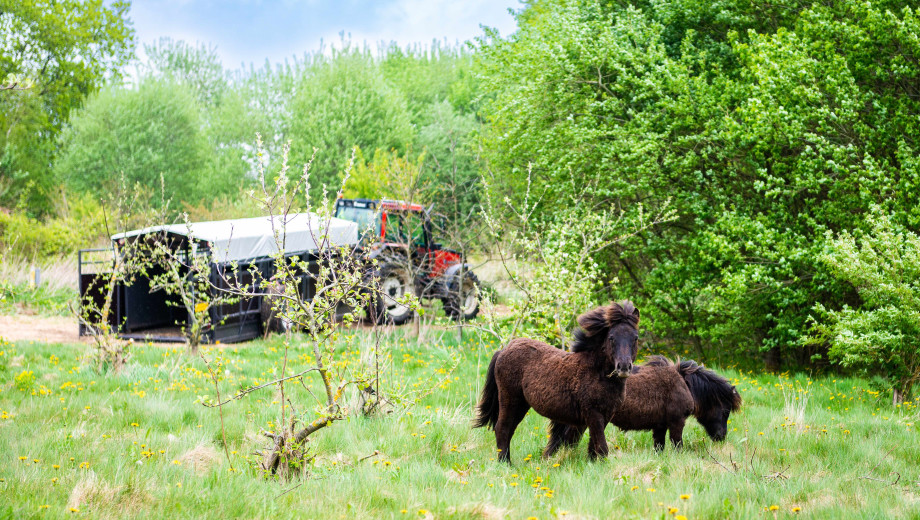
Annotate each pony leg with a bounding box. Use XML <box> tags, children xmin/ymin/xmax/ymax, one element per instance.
<box><xmin>669</xmin><ymin>419</ymin><xmax>685</xmax><ymax>451</ymax></box>
<box><xmin>495</xmin><ymin>399</ymin><xmax>529</xmax><ymax>463</ymax></box>
<box><xmin>652</xmin><ymin>427</ymin><xmax>666</xmax><ymax>452</ymax></box>
<box><xmin>585</xmin><ymin>414</ymin><xmax>609</xmax><ymax>460</ymax></box>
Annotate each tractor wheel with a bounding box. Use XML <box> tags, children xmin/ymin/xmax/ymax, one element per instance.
<box><xmin>368</xmin><ymin>264</ymin><xmax>415</xmax><ymax>325</ymax></box>
<box><xmin>443</xmin><ymin>271</ymin><xmax>480</xmax><ymax>321</ymax></box>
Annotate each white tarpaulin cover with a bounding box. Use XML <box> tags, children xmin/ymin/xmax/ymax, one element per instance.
<box><xmin>113</xmin><ymin>213</ymin><xmax>359</xmax><ymax>262</ymax></box>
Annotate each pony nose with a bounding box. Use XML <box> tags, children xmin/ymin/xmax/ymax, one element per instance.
<box><xmin>616</xmin><ymin>361</ymin><xmax>632</xmax><ymax>375</ymax></box>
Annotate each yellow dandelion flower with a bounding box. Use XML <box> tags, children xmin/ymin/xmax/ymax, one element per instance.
<box><xmin>668</xmin><ymin>507</ymin><xmax>678</xmax><ymax>514</ymax></box>
<box><xmin>70</xmin><ymin>508</ymin><xmax>79</xmax><ymax>513</ymax></box>
<box><xmin>680</xmin><ymin>494</ymin><xmax>690</xmax><ymax>500</ymax></box>
<box><xmin>792</xmin><ymin>506</ymin><xmax>802</xmax><ymax>513</ymax></box>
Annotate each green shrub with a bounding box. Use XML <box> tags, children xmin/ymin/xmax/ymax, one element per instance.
<box><xmin>807</xmin><ymin>211</ymin><xmax>920</xmax><ymax>401</ymax></box>
<box><xmin>0</xmin><ymin>192</ymin><xmax>108</xmax><ymax>257</ymax></box>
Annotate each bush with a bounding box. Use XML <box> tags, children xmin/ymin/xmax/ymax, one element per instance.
<box><xmin>55</xmin><ymin>78</ymin><xmax>213</xmax><ymax>207</ymax></box>
<box><xmin>807</xmin><ymin>211</ymin><xmax>920</xmax><ymax>401</ymax></box>
<box><xmin>0</xmin><ymin>192</ymin><xmax>108</xmax><ymax>257</ymax></box>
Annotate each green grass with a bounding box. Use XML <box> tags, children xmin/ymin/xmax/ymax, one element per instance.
<box><xmin>0</xmin><ymin>282</ymin><xmax>75</xmax><ymax>316</ymax></box>
<box><xmin>1</xmin><ymin>331</ymin><xmax>918</xmax><ymax>519</ymax></box>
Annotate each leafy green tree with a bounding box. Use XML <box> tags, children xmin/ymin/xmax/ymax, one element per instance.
<box><xmin>286</xmin><ymin>47</ymin><xmax>414</xmax><ymax>195</ymax></box>
<box><xmin>141</xmin><ymin>38</ymin><xmax>268</xmax><ymax>200</ymax></box>
<box><xmin>809</xmin><ymin>211</ymin><xmax>920</xmax><ymax>401</ymax></box>
<box><xmin>55</xmin><ymin>79</ymin><xmax>212</xmax><ymax>207</ymax></box>
<box><xmin>0</xmin><ymin>0</ymin><xmax>134</xmax><ymax>212</ymax></box>
<box><xmin>476</xmin><ymin>0</ymin><xmax>920</xmax><ymax>368</ymax></box>
<box><xmin>416</xmin><ymin>100</ymin><xmax>480</xmax><ymax>224</ymax></box>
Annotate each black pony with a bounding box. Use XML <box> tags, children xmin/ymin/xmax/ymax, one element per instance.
<box><xmin>474</xmin><ymin>301</ymin><xmax>641</xmax><ymax>462</ymax></box>
<box><xmin>545</xmin><ymin>356</ymin><xmax>741</xmax><ymax>453</ymax></box>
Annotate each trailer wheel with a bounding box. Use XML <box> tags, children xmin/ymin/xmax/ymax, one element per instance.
<box><xmin>443</xmin><ymin>271</ymin><xmax>480</xmax><ymax>321</ymax></box>
<box><xmin>368</xmin><ymin>264</ymin><xmax>415</xmax><ymax>325</ymax></box>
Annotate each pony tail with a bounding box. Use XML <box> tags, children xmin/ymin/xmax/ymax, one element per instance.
<box><xmin>474</xmin><ymin>352</ymin><xmax>501</xmax><ymax>429</ymax></box>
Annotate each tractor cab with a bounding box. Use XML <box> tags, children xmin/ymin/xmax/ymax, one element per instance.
<box><xmin>334</xmin><ymin>198</ymin><xmax>433</xmax><ymax>248</ymax></box>
<box><xmin>334</xmin><ymin>197</ymin><xmax>480</xmax><ymax>324</ymax></box>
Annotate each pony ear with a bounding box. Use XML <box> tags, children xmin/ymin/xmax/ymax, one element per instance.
<box><xmin>577</xmin><ymin>307</ymin><xmax>610</xmax><ymax>337</ymax></box>
<box><xmin>632</xmin><ymin>306</ymin><xmax>640</xmax><ymax>324</ymax></box>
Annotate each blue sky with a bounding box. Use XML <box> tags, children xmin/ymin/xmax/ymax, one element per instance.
<box><xmin>130</xmin><ymin>0</ymin><xmax>522</xmax><ymax>70</ymax></box>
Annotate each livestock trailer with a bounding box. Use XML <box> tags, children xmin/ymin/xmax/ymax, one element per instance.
<box><xmin>78</xmin><ymin>213</ymin><xmax>358</xmax><ymax>343</ymax></box>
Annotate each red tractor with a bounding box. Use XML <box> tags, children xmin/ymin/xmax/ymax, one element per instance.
<box><xmin>334</xmin><ymin>198</ymin><xmax>480</xmax><ymax>325</ymax></box>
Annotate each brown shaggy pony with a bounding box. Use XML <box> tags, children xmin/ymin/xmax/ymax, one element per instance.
<box><xmin>474</xmin><ymin>301</ymin><xmax>641</xmax><ymax>462</ymax></box>
<box><xmin>545</xmin><ymin>356</ymin><xmax>742</xmax><ymax>453</ymax></box>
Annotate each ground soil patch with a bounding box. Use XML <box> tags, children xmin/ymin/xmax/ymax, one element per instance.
<box><xmin>0</xmin><ymin>314</ymin><xmax>80</xmax><ymax>343</ymax></box>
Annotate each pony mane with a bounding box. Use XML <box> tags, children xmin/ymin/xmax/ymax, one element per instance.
<box><xmin>676</xmin><ymin>360</ymin><xmax>742</xmax><ymax>412</ymax></box>
<box><xmin>570</xmin><ymin>300</ymin><xmax>640</xmax><ymax>353</ymax></box>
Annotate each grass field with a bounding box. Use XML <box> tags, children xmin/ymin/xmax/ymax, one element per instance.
<box><xmin>1</xmin><ymin>329</ymin><xmax>918</xmax><ymax>519</ymax></box>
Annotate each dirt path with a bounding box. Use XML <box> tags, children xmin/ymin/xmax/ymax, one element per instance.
<box><xmin>0</xmin><ymin>314</ymin><xmax>81</xmax><ymax>344</ymax></box>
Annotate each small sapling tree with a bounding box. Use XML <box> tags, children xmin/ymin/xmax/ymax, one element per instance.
<box><xmin>199</xmin><ymin>137</ymin><xmax>432</xmax><ymax>479</ymax></box>
<box><xmin>146</xmin><ymin>221</ymin><xmax>230</xmax><ymax>353</ymax></box>
<box><xmin>73</xmin><ymin>184</ymin><xmax>151</xmax><ymax>373</ymax></box>
<box><xmin>478</xmin><ymin>165</ymin><xmax>676</xmax><ymax>347</ymax></box>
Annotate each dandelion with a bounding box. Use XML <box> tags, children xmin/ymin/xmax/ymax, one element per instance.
<box><xmin>680</xmin><ymin>494</ymin><xmax>690</xmax><ymax>500</ymax></box>
<box><xmin>18</xmin><ymin>456</ymin><xmax>27</xmax><ymax>461</ymax></box>
<box><xmin>176</xmin><ymin>482</ymin><xmax>182</xmax><ymax>487</ymax></box>
<box><xmin>79</xmin><ymin>461</ymin><xmax>90</xmax><ymax>469</ymax></box>
<box><xmin>668</xmin><ymin>507</ymin><xmax>679</xmax><ymax>514</ymax></box>
<box><xmin>792</xmin><ymin>506</ymin><xmax>802</xmax><ymax>513</ymax></box>
<box><xmin>418</xmin><ymin>510</ymin><xmax>427</xmax><ymax>516</ymax></box>
<box><xmin>676</xmin><ymin>516</ymin><xmax>687</xmax><ymax>520</ymax></box>
<box><xmin>401</xmin><ymin>510</ymin><xmax>408</xmax><ymax>514</ymax></box>
<box><xmin>647</xmin><ymin>488</ymin><xmax>656</xmax><ymax>492</ymax></box>
<box><xmin>631</xmin><ymin>485</ymin><xmax>639</xmax><ymax>491</ymax></box>
<box><xmin>53</xmin><ymin>465</ymin><xmax>60</xmax><ymax>469</ymax></box>
<box><xmin>769</xmin><ymin>505</ymin><xmax>779</xmax><ymax>511</ymax></box>
<box><xmin>70</xmin><ymin>508</ymin><xmax>79</xmax><ymax>513</ymax></box>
